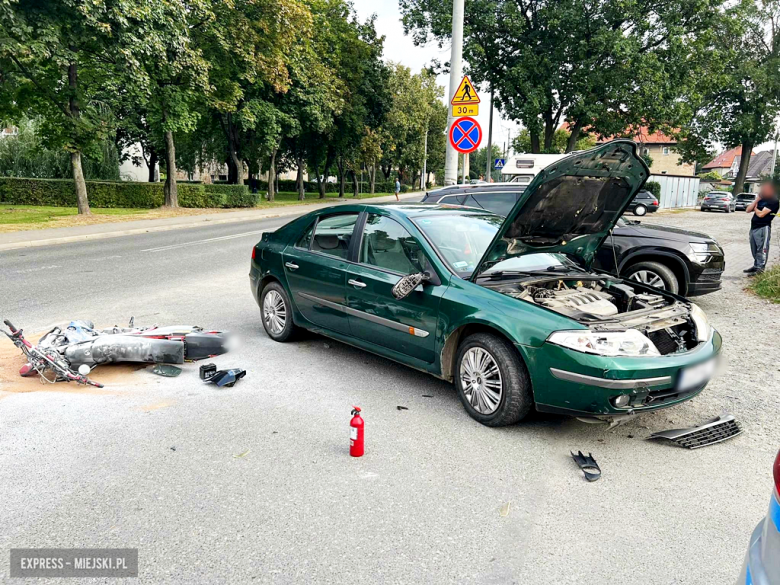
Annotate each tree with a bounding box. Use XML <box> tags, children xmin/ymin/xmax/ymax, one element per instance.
<box><xmin>401</xmin><ymin>0</ymin><xmax>722</xmax><ymax>153</ymax></box>
<box><xmin>512</xmin><ymin>128</ymin><xmax>596</xmax><ymax>154</ymax></box>
<box><xmin>678</xmin><ymin>0</ymin><xmax>780</xmax><ymax>196</ymax></box>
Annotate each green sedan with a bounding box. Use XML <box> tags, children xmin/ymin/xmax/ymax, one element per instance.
<box><xmin>250</xmin><ymin>141</ymin><xmax>721</xmax><ymax>426</ymax></box>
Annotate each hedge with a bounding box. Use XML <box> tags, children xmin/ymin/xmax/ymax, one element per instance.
<box><xmin>0</xmin><ymin>177</ymin><xmax>259</xmax><ymax>208</ymax></box>
<box><xmin>264</xmin><ymin>179</ymin><xmax>409</xmax><ymax>193</ymax></box>
<box><xmin>644</xmin><ymin>181</ymin><xmax>661</xmax><ymax>198</ymax></box>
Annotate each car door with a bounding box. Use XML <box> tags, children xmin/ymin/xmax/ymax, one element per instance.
<box><xmin>345</xmin><ymin>213</ymin><xmax>445</xmax><ymax>364</ymax></box>
<box><xmin>283</xmin><ymin>212</ymin><xmax>359</xmax><ymax>335</ymax></box>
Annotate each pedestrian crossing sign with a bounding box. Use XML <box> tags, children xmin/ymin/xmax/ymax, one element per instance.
<box><xmin>494</xmin><ymin>158</ymin><xmax>505</xmax><ymax>169</ymax></box>
<box><xmin>451</xmin><ymin>75</ymin><xmax>481</xmax><ymax>105</ymax></box>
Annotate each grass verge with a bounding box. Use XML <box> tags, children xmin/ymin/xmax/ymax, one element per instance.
<box><xmin>0</xmin><ymin>190</ymin><xmax>396</xmax><ymax>233</ymax></box>
<box><xmin>749</xmin><ymin>264</ymin><xmax>780</xmax><ymax>303</ymax></box>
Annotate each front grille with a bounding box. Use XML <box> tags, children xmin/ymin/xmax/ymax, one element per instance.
<box><xmin>699</xmin><ymin>268</ymin><xmax>723</xmax><ymax>282</ymax></box>
<box><xmin>649</xmin><ymin>329</ymin><xmax>679</xmax><ymax>354</ymax></box>
<box><xmin>649</xmin><ymin>415</ymin><xmax>743</xmax><ymax>449</ymax></box>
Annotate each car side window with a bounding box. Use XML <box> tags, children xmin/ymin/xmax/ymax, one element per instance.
<box><xmin>311</xmin><ymin>213</ymin><xmax>359</xmax><ymax>259</ymax></box>
<box><xmin>470</xmin><ymin>192</ymin><xmax>519</xmax><ymax>216</ymax></box>
<box><xmin>359</xmin><ymin>214</ymin><xmax>426</xmax><ymax>275</ymax></box>
<box><xmin>295</xmin><ymin>221</ymin><xmax>315</xmax><ymax>249</ymax></box>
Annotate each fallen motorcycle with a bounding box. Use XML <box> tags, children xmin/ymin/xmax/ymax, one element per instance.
<box><xmin>3</xmin><ymin>318</ymin><xmax>229</xmax><ymax>386</ymax></box>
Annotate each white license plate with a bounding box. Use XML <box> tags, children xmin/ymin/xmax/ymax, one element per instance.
<box><xmin>677</xmin><ymin>358</ymin><xmax>716</xmax><ymax>391</ymax></box>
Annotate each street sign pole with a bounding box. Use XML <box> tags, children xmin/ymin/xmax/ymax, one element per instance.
<box><xmin>485</xmin><ymin>86</ymin><xmax>493</xmax><ymax>181</ymax></box>
<box><xmin>421</xmin><ymin>125</ymin><xmax>428</xmax><ymax>190</ymax></box>
<box><xmin>444</xmin><ymin>0</ymin><xmax>465</xmax><ymax>186</ymax></box>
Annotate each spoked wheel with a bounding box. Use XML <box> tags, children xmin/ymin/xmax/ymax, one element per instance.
<box><xmin>629</xmin><ymin>269</ymin><xmax>665</xmax><ymax>289</ymax></box>
<box><xmin>624</xmin><ymin>261</ymin><xmax>679</xmax><ymax>294</ymax></box>
<box><xmin>454</xmin><ymin>333</ymin><xmax>533</xmax><ymax>426</ymax></box>
<box><xmin>260</xmin><ymin>282</ymin><xmax>298</xmax><ymax>342</ymax></box>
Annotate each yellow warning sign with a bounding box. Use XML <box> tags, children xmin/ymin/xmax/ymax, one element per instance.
<box><xmin>452</xmin><ymin>104</ymin><xmax>479</xmax><ymax>117</ymax></box>
<box><xmin>451</xmin><ymin>75</ymin><xmax>481</xmax><ymax>105</ymax></box>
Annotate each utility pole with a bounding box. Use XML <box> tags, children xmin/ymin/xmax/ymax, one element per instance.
<box><xmin>421</xmin><ymin>125</ymin><xmax>428</xmax><ymax>190</ymax></box>
<box><xmin>485</xmin><ymin>87</ymin><xmax>494</xmax><ymax>181</ymax></box>
<box><xmin>443</xmin><ymin>0</ymin><xmax>465</xmax><ymax>186</ymax></box>
<box><xmin>771</xmin><ymin>132</ymin><xmax>779</xmax><ymax>179</ymax></box>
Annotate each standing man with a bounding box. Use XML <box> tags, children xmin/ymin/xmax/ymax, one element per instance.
<box><xmin>394</xmin><ymin>176</ymin><xmax>401</xmax><ymax>201</ymax></box>
<box><xmin>744</xmin><ymin>181</ymin><xmax>779</xmax><ymax>275</ymax></box>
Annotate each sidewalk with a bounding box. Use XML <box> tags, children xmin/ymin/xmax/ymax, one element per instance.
<box><xmin>0</xmin><ymin>193</ymin><xmax>421</xmax><ymax>252</ymax></box>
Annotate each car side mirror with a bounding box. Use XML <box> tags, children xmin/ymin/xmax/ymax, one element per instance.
<box><xmin>392</xmin><ymin>272</ymin><xmax>429</xmax><ymax>299</ymax></box>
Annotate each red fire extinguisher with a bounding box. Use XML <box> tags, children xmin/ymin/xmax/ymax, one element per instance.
<box><xmin>350</xmin><ymin>406</ymin><xmax>364</xmax><ymax>457</ymax></box>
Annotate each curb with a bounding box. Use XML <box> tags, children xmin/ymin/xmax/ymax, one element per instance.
<box><xmin>0</xmin><ymin>194</ymin><xmax>419</xmax><ymax>252</ymax></box>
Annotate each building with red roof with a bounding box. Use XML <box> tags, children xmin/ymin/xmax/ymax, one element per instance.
<box><xmin>702</xmin><ymin>146</ymin><xmax>754</xmax><ymax>178</ymax></box>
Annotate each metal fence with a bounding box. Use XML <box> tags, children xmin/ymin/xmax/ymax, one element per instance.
<box><xmin>648</xmin><ymin>174</ymin><xmax>700</xmax><ymax>209</ymax></box>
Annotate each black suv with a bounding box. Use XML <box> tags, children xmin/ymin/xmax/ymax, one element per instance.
<box><xmin>421</xmin><ymin>185</ymin><xmax>724</xmax><ymax>296</ymax></box>
<box><xmin>626</xmin><ymin>190</ymin><xmax>659</xmax><ymax>216</ymax></box>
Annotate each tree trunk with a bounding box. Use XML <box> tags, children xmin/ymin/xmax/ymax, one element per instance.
<box><xmin>337</xmin><ymin>158</ymin><xmax>345</xmax><ymax>197</ymax></box>
<box><xmin>732</xmin><ymin>140</ymin><xmax>753</xmax><ymax>198</ymax></box>
<box><xmin>351</xmin><ymin>170</ymin><xmax>359</xmax><ymax>198</ymax></box>
<box><xmin>381</xmin><ymin>164</ymin><xmax>392</xmax><ymax>180</ymax></box>
<box><xmin>148</xmin><ymin>149</ymin><xmax>159</xmax><ymax>182</ymax></box>
<box><xmin>70</xmin><ymin>151</ymin><xmax>91</xmax><ymax>215</ymax></box>
<box><xmin>268</xmin><ymin>148</ymin><xmax>277</xmax><ymax>202</ymax></box>
<box><xmin>67</xmin><ymin>63</ymin><xmax>91</xmax><ymax>215</ymax></box>
<box><xmin>226</xmin><ymin>114</ymin><xmax>243</xmax><ymax>186</ymax></box>
<box><xmin>296</xmin><ymin>159</ymin><xmax>305</xmax><ymax>201</ymax></box>
<box><xmin>530</xmin><ymin>131</ymin><xmax>540</xmax><ymax>154</ymax></box>
<box><xmin>316</xmin><ymin>171</ymin><xmax>326</xmax><ymax>198</ymax></box>
<box><xmin>370</xmin><ymin>165</ymin><xmax>376</xmax><ymax>194</ymax></box>
<box><xmin>565</xmin><ymin>120</ymin><xmax>583</xmax><ymax>153</ymax></box>
<box><xmin>163</xmin><ymin>130</ymin><xmax>178</xmax><ymax>207</ymax></box>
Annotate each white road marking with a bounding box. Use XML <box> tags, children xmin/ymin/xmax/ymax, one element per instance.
<box><xmin>14</xmin><ymin>264</ymin><xmax>61</xmax><ymax>274</ymax></box>
<box><xmin>141</xmin><ymin>229</ymin><xmax>273</xmax><ymax>253</ymax></box>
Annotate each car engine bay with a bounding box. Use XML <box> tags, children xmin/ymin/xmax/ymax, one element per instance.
<box><xmin>486</xmin><ymin>277</ymin><xmax>700</xmax><ymax>355</ymax></box>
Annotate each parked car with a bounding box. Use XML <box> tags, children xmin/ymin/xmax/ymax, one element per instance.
<box><xmin>251</xmin><ymin>142</ymin><xmax>721</xmax><ymax>426</ymax></box>
<box><xmin>735</xmin><ymin>192</ymin><xmax>758</xmax><ymax>211</ymax></box>
<box><xmin>701</xmin><ymin>191</ymin><xmax>737</xmax><ymax>212</ymax></box>
<box><xmin>736</xmin><ymin>450</ymin><xmax>779</xmax><ymax>585</ymax></box>
<box><xmin>421</xmin><ymin>186</ymin><xmax>724</xmax><ymax>296</ymax></box>
<box><xmin>626</xmin><ymin>190</ymin><xmax>660</xmax><ymax>216</ymax></box>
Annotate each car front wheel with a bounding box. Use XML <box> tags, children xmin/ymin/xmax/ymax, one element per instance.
<box><xmin>260</xmin><ymin>281</ymin><xmax>298</xmax><ymax>342</ymax></box>
<box><xmin>455</xmin><ymin>333</ymin><xmax>533</xmax><ymax>426</ymax></box>
<box><xmin>633</xmin><ymin>204</ymin><xmax>647</xmax><ymax>216</ymax></box>
<box><xmin>624</xmin><ymin>261</ymin><xmax>679</xmax><ymax>294</ymax></box>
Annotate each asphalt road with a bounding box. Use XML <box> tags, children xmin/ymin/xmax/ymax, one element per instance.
<box><xmin>1</xmin><ymin>207</ymin><xmax>778</xmax><ymax>584</ymax></box>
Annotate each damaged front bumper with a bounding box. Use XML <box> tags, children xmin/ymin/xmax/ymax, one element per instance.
<box><xmin>523</xmin><ymin>328</ymin><xmax>722</xmax><ymax>416</ymax></box>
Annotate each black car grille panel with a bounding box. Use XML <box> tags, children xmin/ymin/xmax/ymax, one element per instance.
<box><xmin>650</xmin><ymin>415</ymin><xmax>743</xmax><ymax>449</ymax></box>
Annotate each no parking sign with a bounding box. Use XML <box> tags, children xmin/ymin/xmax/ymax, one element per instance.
<box><xmin>449</xmin><ymin>117</ymin><xmax>482</xmax><ymax>154</ymax></box>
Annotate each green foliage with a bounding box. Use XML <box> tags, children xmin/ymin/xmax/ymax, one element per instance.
<box><xmin>749</xmin><ymin>264</ymin><xmax>780</xmax><ymax>303</ymax></box>
<box><xmin>0</xmin><ymin>178</ymin><xmax>257</xmax><ymax>208</ymax></box>
<box><xmin>698</xmin><ymin>171</ymin><xmax>724</xmax><ymax>181</ymax></box>
<box><xmin>641</xmin><ymin>152</ymin><xmax>654</xmax><ymax>169</ymax></box>
<box><xmin>644</xmin><ymin>181</ymin><xmax>661</xmax><ymax>198</ymax></box>
<box><xmin>512</xmin><ymin>129</ymin><xmax>596</xmax><ymax>155</ymax></box>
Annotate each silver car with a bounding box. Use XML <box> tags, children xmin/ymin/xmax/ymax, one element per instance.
<box><xmin>736</xmin><ymin>450</ymin><xmax>780</xmax><ymax>584</ymax></box>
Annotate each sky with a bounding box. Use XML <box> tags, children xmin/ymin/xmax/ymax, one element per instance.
<box><xmin>352</xmin><ymin>0</ymin><xmax>522</xmax><ymax>162</ymax></box>
<box><xmin>351</xmin><ymin>0</ymin><xmax>777</xmax><ymax>158</ymax></box>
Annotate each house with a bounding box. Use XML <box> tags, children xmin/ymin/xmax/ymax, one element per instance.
<box><xmin>743</xmin><ymin>150</ymin><xmax>778</xmax><ymax>192</ymax></box>
<box><xmin>597</xmin><ymin>127</ymin><xmax>696</xmax><ymax>176</ymax></box>
<box><xmin>702</xmin><ymin>146</ymin><xmax>753</xmax><ymax>178</ymax></box>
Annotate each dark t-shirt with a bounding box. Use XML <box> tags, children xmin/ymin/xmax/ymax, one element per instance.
<box><xmin>752</xmin><ymin>197</ymin><xmax>779</xmax><ymax>229</ymax></box>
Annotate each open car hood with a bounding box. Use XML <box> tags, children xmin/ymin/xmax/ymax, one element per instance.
<box><xmin>471</xmin><ymin>140</ymin><xmax>649</xmax><ymax>280</ymax></box>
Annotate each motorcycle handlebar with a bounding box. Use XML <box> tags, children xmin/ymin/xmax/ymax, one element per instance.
<box><xmin>4</xmin><ymin>319</ymin><xmax>18</xmax><ymax>333</ymax></box>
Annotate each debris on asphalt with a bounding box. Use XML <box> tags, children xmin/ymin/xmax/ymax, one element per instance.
<box><xmin>207</xmin><ymin>368</ymin><xmax>246</xmax><ymax>387</ymax></box>
<box><xmin>571</xmin><ymin>451</ymin><xmax>602</xmax><ymax>482</ymax></box>
<box><xmin>499</xmin><ymin>502</ymin><xmax>511</xmax><ymax>517</ymax></box>
<box><xmin>170</xmin><ymin>446</ymin><xmax>176</xmax><ymax>452</ymax></box>
<box><xmin>397</xmin><ymin>405</ymin><xmax>408</xmax><ymax>411</ymax></box>
<box><xmin>422</xmin><ymin>394</ymin><xmax>433</xmax><ymax>398</ymax></box>
<box><xmin>199</xmin><ymin>363</ymin><xmax>217</xmax><ymax>381</ymax></box>
<box><xmin>233</xmin><ymin>449</ymin><xmax>251</xmax><ymax>458</ymax></box>
<box><xmin>151</xmin><ymin>364</ymin><xmax>182</xmax><ymax>377</ymax></box>
<box><xmin>648</xmin><ymin>414</ymin><xmax>743</xmax><ymax>449</ymax></box>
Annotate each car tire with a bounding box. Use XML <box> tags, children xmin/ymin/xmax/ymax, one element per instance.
<box><xmin>633</xmin><ymin>204</ymin><xmax>647</xmax><ymax>216</ymax></box>
<box><xmin>454</xmin><ymin>333</ymin><xmax>533</xmax><ymax>427</ymax></box>
<box><xmin>624</xmin><ymin>261</ymin><xmax>679</xmax><ymax>294</ymax></box>
<box><xmin>260</xmin><ymin>281</ymin><xmax>298</xmax><ymax>342</ymax></box>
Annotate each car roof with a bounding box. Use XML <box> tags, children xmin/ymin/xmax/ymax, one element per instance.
<box><xmin>363</xmin><ymin>202</ymin><xmax>498</xmax><ymax>218</ymax></box>
<box><xmin>425</xmin><ymin>183</ymin><xmax>524</xmax><ymax>197</ymax></box>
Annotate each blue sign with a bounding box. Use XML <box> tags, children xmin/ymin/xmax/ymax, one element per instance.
<box><xmin>494</xmin><ymin>158</ymin><xmax>506</xmax><ymax>169</ymax></box>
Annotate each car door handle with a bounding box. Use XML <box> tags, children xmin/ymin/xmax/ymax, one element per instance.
<box><xmin>348</xmin><ymin>279</ymin><xmax>367</xmax><ymax>288</ymax></box>
<box><xmin>285</xmin><ymin>262</ymin><xmax>299</xmax><ymax>271</ymax></box>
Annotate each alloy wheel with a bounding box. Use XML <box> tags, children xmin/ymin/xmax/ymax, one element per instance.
<box><xmin>263</xmin><ymin>290</ymin><xmax>287</xmax><ymax>335</ymax></box>
<box><xmin>459</xmin><ymin>347</ymin><xmax>503</xmax><ymax>414</ymax></box>
<box><xmin>629</xmin><ymin>270</ymin><xmax>665</xmax><ymax>289</ymax></box>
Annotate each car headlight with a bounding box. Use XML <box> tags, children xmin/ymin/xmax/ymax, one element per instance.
<box><xmin>547</xmin><ymin>329</ymin><xmax>660</xmax><ymax>357</ymax></box>
<box><xmin>689</xmin><ymin>303</ymin><xmax>712</xmax><ymax>342</ymax></box>
<box><xmin>689</xmin><ymin>242</ymin><xmax>720</xmax><ymax>263</ymax></box>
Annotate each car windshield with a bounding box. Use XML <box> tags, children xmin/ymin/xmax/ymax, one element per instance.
<box><xmin>413</xmin><ymin>213</ymin><xmax>578</xmax><ymax>277</ymax></box>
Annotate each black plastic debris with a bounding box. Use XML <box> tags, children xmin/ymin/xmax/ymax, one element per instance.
<box><xmin>200</xmin><ymin>363</ymin><xmax>217</xmax><ymax>381</ymax></box>
<box><xmin>422</xmin><ymin>395</ymin><xmax>433</xmax><ymax>398</ymax></box>
<box><xmin>151</xmin><ymin>364</ymin><xmax>182</xmax><ymax>377</ymax></box>
<box><xmin>397</xmin><ymin>405</ymin><xmax>408</xmax><ymax>411</ymax></box>
<box><xmin>207</xmin><ymin>368</ymin><xmax>246</xmax><ymax>388</ymax></box>
<box><xmin>571</xmin><ymin>451</ymin><xmax>602</xmax><ymax>482</ymax></box>
<box><xmin>648</xmin><ymin>414</ymin><xmax>742</xmax><ymax>449</ymax></box>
